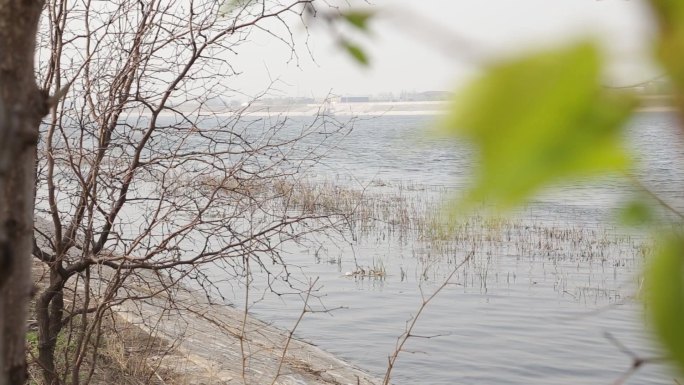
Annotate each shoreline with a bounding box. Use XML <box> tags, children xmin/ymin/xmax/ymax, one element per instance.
<box><xmin>112</xmin><ymin>270</ymin><xmax>381</xmax><ymax>385</ymax></box>
<box><xmin>32</xmin><ymin>216</ymin><xmax>380</xmax><ymax>385</ymax></box>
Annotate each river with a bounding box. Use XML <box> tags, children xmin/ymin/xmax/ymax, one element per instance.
<box><xmin>217</xmin><ymin>111</ymin><xmax>682</xmax><ymax>384</ymax></box>
<box><xmin>37</xmin><ymin>108</ymin><xmax>680</xmax><ymax>384</ymax></box>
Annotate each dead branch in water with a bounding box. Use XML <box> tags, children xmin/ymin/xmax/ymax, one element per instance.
<box><xmin>382</xmin><ymin>250</ymin><xmax>475</xmax><ymax>385</ymax></box>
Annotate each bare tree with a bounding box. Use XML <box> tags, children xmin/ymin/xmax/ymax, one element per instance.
<box><xmin>27</xmin><ymin>1</ymin><xmax>351</xmax><ymax>384</ymax></box>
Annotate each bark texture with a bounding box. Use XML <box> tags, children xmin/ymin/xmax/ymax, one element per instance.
<box><xmin>0</xmin><ymin>1</ymin><xmax>48</xmax><ymax>384</ymax></box>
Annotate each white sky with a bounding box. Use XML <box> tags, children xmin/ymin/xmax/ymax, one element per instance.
<box><xmin>227</xmin><ymin>0</ymin><xmax>657</xmax><ymax>98</ymax></box>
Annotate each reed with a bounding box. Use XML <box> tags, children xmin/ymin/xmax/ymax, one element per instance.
<box><xmin>189</xmin><ymin>174</ymin><xmax>652</xmax><ymax>281</ymax></box>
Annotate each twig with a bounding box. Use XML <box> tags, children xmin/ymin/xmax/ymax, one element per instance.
<box><xmin>269</xmin><ymin>277</ymin><xmax>319</xmax><ymax>385</ymax></box>
<box><xmin>605</xmin><ymin>332</ymin><xmax>667</xmax><ymax>385</ymax></box>
<box><xmin>240</xmin><ymin>259</ymin><xmax>251</xmax><ymax>384</ymax></box>
<box><xmin>382</xmin><ymin>251</ymin><xmax>474</xmax><ymax>385</ymax></box>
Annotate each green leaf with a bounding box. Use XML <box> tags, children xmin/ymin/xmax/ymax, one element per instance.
<box><xmin>219</xmin><ymin>0</ymin><xmax>253</xmax><ymax>16</ymax></box>
<box><xmin>649</xmin><ymin>0</ymin><xmax>684</xmax><ymax>106</ymax></box>
<box><xmin>646</xmin><ymin>235</ymin><xmax>684</xmax><ymax>374</ymax></box>
<box><xmin>619</xmin><ymin>198</ymin><xmax>654</xmax><ymax>227</ymax></box>
<box><xmin>440</xmin><ymin>42</ymin><xmax>636</xmax><ymax>209</ymax></box>
<box><xmin>341</xmin><ymin>10</ymin><xmax>374</xmax><ymax>32</ymax></box>
<box><xmin>341</xmin><ymin>40</ymin><xmax>369</xmax><ymax>66</ymax></box>
<box><xmin>649</xmin><ymin>0</ymin><xmax>684</xmax><ymax>28</ymax></box>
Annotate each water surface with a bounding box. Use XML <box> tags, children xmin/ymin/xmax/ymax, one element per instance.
<box><xmin>221</xmin><ymin>112</ymin><xmax>682</xmax><ymax>385</ymax></box>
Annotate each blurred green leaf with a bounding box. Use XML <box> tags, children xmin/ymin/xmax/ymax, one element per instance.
<box><xmin>440</xmin><ymin>42</ymin><xmax>636</xmax><ymax>209</ymax></box>
<box><xmin>649</xmin><ymin>0</ymin><xmax>684</xmax><ymax>110</ymax></box>
<box><xmin>647</xmin><ymin>235</ymin><xmax>684</xmax><ymax>374</ymax></box>
<box><xmin>341</xmin><ymin>40</ymin><xmax>369</xmax><ymax>66</ymax></box>
<box><xmin>219</xmin><ymin>0</ymin><xmax>252</xmax><ymax>16</ymax></box>
<box><xmin>619</xmin><ymin>198</ymin><xmax>654</xmax><ymax>227</ymax></box>
<box><xmin>649</xmin><ymin>0</ymin><xmax>684</xmax><ymax>29</ymax></box>
<box><xmin>341</xmin><ymin>10</ymin><xmax>374</xmax><ymax>32</ymax></box>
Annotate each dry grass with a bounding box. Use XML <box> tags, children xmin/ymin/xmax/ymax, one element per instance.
<box><xmin>268</xmin><ymin>178</ymin><xmax>651</xmax><ymax>264</ymax></box>
<box><xmin>27</xmin><ymin>260</ymin><xmax>219</xmax><ymax>385</ymax></box>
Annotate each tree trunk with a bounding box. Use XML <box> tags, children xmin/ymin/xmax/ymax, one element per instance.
<box><xmin>36</xmin><ymin>271</ymin><xmax>65</xmax><ymax>385</ymax></box>
<box><xmin>0</xmin><ymin>1</ymin><xmax>48</xmax><ymax>385</ymax></box>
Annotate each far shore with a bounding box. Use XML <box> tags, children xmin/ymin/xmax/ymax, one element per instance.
<box><xmin>155</xmin><ymin>99</ymin><xmax>678</xmax><ymax>118</ymax></box>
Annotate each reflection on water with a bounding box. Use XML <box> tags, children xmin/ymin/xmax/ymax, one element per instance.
<box><xmin>216</xmin><ymin>112</ymin><xmax>682</xmax><ymax>384</ymax></box>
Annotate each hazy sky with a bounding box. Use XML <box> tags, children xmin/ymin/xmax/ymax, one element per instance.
<box><xmin>227</xmin><ymin>0</ymin><xmax>656</xmax><ymax>98</ymax></box>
